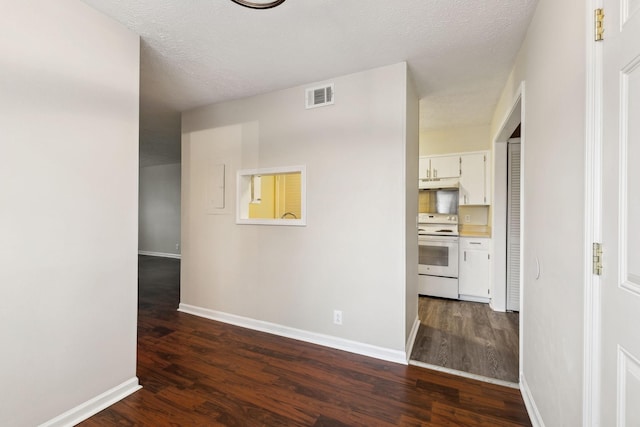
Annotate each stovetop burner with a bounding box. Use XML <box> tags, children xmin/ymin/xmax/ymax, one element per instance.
<box><xmin>418</xmin><ymin>213</ymin><xmax>459</xmax><ymax>236</ymax></box>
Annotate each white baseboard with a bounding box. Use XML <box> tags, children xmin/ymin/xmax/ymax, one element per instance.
<box><xmin>520</xmin><ymin>372</ymin><xmax>545</xmax><ymax>427</ymax></box>
<box><xmin>178</xmin><ymin>303</ymin><xmax>408</xmax><ymax>365</ymax></box>
<box><xmin>138</xmin><ymin>250</ymin><xmax>181</xmax><ymax>259</ymax></box>
<box><xmin>405</xmin><ymin>316</ymin><xmax>420</xmax><ymax>362</ymax></box>
<box><xmin>459</xmin><ymin>295</ymin><xmax>491</xmax><ymax>304</ymax></box>
<box><xmin>39</xmin><ymin>377</ymin><xmax>141</xmax><ymax>427</ymax></box>
<box><xmin>409</xmin><ymin>360</ymin><xmax>519</xmax><ymax>389</ymax></box>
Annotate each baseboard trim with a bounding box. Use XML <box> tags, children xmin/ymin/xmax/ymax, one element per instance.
<box><xmin>39</xmin><ymin>377</ymin><xmax>141</xmax><ymax>427</ymax></box>
<box><xmin>459</xmin><ymin>295</ymin><xmax>491</xmax><ymax>304</ymax></box>
<box><xmin>409</xmin><ymin>360</ymin><xmax>519</xmax><ymax>389</ymax></box>
<box><xmin>520</xmin><ymin>372</ymin><xmax>545</xmax><ymax>427</ymax></box>
<box><xmin>405</xmin><ymin>316</ymin><xmax>420</xmax><ymax>362</ymax></box>
<box><xmin>178</xmin><ymin>303</ymin><xmax>407</xmax><ymax>365</ymax></box>
<box><xmin>138</xmin><ymin>250</ymin><xmax>181</xmax><ymax>259</ymax></box>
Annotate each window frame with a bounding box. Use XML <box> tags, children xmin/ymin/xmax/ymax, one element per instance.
<box><xmin>236</xmin><ymin>165</ymin><xmax>307</xmax><ymax>226</ymax></box>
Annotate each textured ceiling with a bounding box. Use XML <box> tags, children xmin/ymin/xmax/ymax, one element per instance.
<box><xmin>82</xmin><ymin>0</ymin><xmax>538</xmax><ymax>166</ymax></box>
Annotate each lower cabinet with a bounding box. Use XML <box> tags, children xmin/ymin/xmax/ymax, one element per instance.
<box><xmin>458</xmin><ymin>237</ymin><xmax>491</xmax><ymax>303</ymax></box>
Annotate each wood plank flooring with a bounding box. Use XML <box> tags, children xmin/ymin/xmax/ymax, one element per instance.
<box><xmin>80</xmin><ymin>256</ymin><xmax>530</xmax><ymax>426</ymax></box>
<box><xmin>410</xmin><ymin>297</ymin><xmax>520</xmax><ymax>383</ymax></box>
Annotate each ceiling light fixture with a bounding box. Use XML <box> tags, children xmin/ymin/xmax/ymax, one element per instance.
<box><xmin>230</xmin><ymin>0</ymin><xmax>286</xmax><ymax>9</ymax></box>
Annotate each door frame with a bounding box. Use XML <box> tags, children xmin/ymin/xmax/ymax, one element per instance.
<box><xmin>492</xmin><ymin>81</ymin><xmax>525</xmax><ymax>383</ymax></box>
<box><xmin>583</xmin><ymin>0</ymin><xmax>603</xmax><ymax>424</ymax></box>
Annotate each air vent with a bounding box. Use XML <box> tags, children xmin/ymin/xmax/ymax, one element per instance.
<box><xmin>305</xmin><ymin>83</ymin><xmax>334</xmax><ymax>109</ymax></box>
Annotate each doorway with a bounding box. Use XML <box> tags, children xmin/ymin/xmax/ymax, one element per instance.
<box><xmin>410</xmin><ymin>296</ymin><xmax>519</xmax><ymax>383</ymax></box>
<box><xmin>492</xmin><ymin>85</ymin><xmax>524</xmax><ymax>381</ymax></box>
<box><xmin>410</xmin><ymin>90</ymin><xmax>524</xmax><ymax>385</ymax></box>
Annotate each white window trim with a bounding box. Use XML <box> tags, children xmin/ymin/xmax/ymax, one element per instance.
<box><xmin>236</xmin><ymin>165</ymin><xmax>307</xmax><ymax>226</ymax></box>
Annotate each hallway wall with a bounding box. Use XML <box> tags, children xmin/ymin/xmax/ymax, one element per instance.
<box><xmin>181</xmin><ymin>63</ymin><xmax>418</xmax><ymax>358</ymax></box>
<box><xmin>491</xmin><ymin>0</ymin><xmax>587</xmax><ymax>424</ymax></box>
<box><xmin>139</xmin><ymin>162</ymin><xmax>181</xmax><ymax>257</ymax></box>
<box><xmin>0</xmin><ymin>1</ymin><xmax>140</xmax><ymax>425</ymax></box>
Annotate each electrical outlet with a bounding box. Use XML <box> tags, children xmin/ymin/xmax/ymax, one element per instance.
<box><xmin>333</xmin><ymin>310</ymin><xmax>343</xmax><ymax>325</ymax></box>
<box><xmin>176</xmin><ymin>243</ymin><xmax>180</xmax><ymax>250</ymax></box>
<box><xmin>464</xmin><ymin>215</ymin><xmax>471</xmax><ymax>223</ymax></box>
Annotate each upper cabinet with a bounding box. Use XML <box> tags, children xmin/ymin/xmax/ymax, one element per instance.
<box><xmin>459</xmin><ymin>151</ymin><xmax>491</xmax><ymax>205</ymax></box>
<box><xmin>419</xmin><ymin>155</ymin><xmax>461</xmax><ymax>180</ymax></box>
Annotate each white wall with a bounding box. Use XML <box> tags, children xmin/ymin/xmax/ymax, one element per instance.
<box><xmin>420</xmin><ymin>124</ymin><xmax>491</xmax><ymax>156</ymax></box>
<box><xmin>491</xmin><ymin>0</ymin><xmax>586</xmax><ymax>424</ymax></box>
<box><xmin>139</xmin><ymin>163</ymin><xmax>181</xmax><ymax>256</ymax></box>
<box><xmin>0</xmin><ymin>1</ymin><xmax>140</xmax><ymax>425</ymax></box>
<box><xmin>405</xmin><ymin>74</ymin><xmax>420</xmax><ymax>346</ymax></box>
<box><xmin>181</xmin><ymin>63</ymin><xmax>417</xmax><ymax>357</ymax></box>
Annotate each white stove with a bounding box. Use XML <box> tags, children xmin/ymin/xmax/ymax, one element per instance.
<box><xmin>418</xmin><ymin>213</ymin><xmax>459</xmax><ymax>236</ymax></box>
<box><xmin>417</xmin><ymin>212</ymin><xmax>459</xmax><ymax>300</ymax></box>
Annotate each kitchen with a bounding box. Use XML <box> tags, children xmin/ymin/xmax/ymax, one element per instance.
<box><xmin>417</xmin><ymin>151</ymin><xmax>491</xmax><ymax>302</ymax></box>
<box><xmin>411</xmin><ymin>125</ymin><xmax>521</xmax><ymax>384</ymax></box>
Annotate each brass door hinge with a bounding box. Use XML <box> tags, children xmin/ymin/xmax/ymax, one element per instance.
<box><xmin>595</xmin><ymin>9</ymin><xmax>604</xmax><ymax>41</ymax></box>
<box><xmin>593</xmin><ymin>242</ymin><xmax>603</xmax><ymax>275</ymax></box>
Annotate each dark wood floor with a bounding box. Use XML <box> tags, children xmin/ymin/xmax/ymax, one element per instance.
<box><xmin>81</xmin><ymin>256</ymin><xmax>530</xmax><ymax>426</ymax></box>
<box><xmin>410</xmin><ymin>297</ymin><xmax>520</xmax><ymax>383</ymax></box>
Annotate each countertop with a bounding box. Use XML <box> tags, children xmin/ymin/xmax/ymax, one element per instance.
<box><xmin>458</xmin><ymin>225</ymin><xmax>492</xmax><ymax>238</ymax></box>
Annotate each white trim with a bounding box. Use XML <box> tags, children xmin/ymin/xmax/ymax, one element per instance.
<box><xmin>490</xmin><ymin>141</ymin><xmax>508</xmax><ymax>313</ymax></box>
<box><xmin>138</xmin><ymin>250</ymin><xmax>181</xmax><ymax>259</ymax></box>
<box><xmin>178</xmin><ymin>303</ymin><xmax>408</xmax><ymax>365</ymax></box>
<box><xmin>491</xmin><ymin>82</ymin><xmax>525</xmax><ymax>314</ymax></box>
<box><xmin>39</xmin><ymin>377</ymin><xmax>141</xmax><ymax>427</ymax></box>
<box><xmin>409</xmin><ymin>360</ymin><xmax>519</xmax><ymax>389</ymax></box>
<box><xmin>405</xmin><ymin>316</ymin><xmax>420</xmax><ymax>362</ymax></box>
<box><xmin>583</xmin><ymin>0</ymin><xmax>603</xmax><ymax>424</ymax></box>
<box><xmin>619</xmin><ymin>57</ymin><xmax>640</xmax><ymax>297</ymax></box>
<box><xmin>518</xmin><ymin>84</ymin><xmax>526</xmax><ymax>392</ymax></box>
<box><xmin>617</xmin><ymin>346</ymin><xmax>640</xmax><ymax>426</ymax></box>
<box><xmin>236</xmin><ymin>165</ymin><xmax>307</xmax><ymax>226</ymax></box>
<box><xmin>520</xmin><ymin>373</ymin><xmax>545</xmax><ymax>427</ymax></box>
<box><xmin>492</xmin><ymin>81</ymin><xmax>525</xmax><ymax>388</ymax></box>
<box><xmin>458</xmin><ymin>295</ymin><xmax>490</xmax><ymax>304</ymax></box>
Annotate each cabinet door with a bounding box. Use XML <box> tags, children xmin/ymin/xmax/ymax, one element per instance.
<box><xmin>418</xmin><ymin>157</ymin><xmax>431</xmax><ymax>180</ymax></box>
<box><xmin>460</xmin><ymin>153</ymin><xmax>486</xmax><ymax>205</ymax></box>
<box><xmin>459</xmin><ymin>248</ymin><xmax>490</xmax><ymax>298</ymax></box>
<box><xmin>430</xmin><ymin>155</ymin><xmax>460</xmax><ymax>179</ymax></box>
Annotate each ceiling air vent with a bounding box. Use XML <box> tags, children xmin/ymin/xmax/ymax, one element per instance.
<box><xmin>305</xmin><ymin>83</ymin><xmax>334</xmax><ymax>109</ymax></box>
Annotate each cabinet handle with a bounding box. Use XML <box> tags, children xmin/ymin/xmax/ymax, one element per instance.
<box><xmin>464</xmin><ymin>251</ymin><xmax>467</xmax><ymax>262</ymax></box>
<box><xmin>470</xmin><ymin>242</ymin><xmax>481</xmax><ymax>245</ymax></box>
<box><xmin>434</xmin><ymin>169</ymin><xmax>437</xmax><ymax>178</ymax></box>
<box><xmin>426</xmin><ymin>169</ymin><xmax>430</xmax><ymax>179</ymax></box>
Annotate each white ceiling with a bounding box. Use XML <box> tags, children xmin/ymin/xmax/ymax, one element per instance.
<box><xmin>81</xmin><ymin>0</ymin><xmax>538</xmax><ymax>166</ymax></box>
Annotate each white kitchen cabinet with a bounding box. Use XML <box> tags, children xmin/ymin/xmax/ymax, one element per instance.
<box><xmin>429</xmin><ymin>155</ymin><xmax>460</xmax><ymax>179</ymax></box>
<box><xmin>418</xmin><ymin>157</ymin><xmax>431</xmax><ymax>180</ymax></box>
<box><xmin>460</xmin><ymin>152</ymin><xmax>490</xmax><ymax>205</ymax></box>
<box><xmin>458</xmin><ymin>237</ymin><xmax>491</xmax><ymax>303</ymax></box>
<box><xmin>419</xmin><ymin>155</ymin><xmax>460</xmax><ymax>180</ymax></box>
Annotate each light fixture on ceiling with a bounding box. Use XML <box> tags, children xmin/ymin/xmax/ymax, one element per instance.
<box><xmin>230</xmin><ymin>0</ymin><xmax>286</xmax><ymax>9</ymax></box>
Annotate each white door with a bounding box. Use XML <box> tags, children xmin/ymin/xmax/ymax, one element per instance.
<box><xmin>507</xmin><ymin>141</ymin><xmax>521</xmax><ymax>311</ymax></box>
<box><xmin>600</xmin><ymin>0</ymin><xmax>640</xmax><ymax>425</ymax></box>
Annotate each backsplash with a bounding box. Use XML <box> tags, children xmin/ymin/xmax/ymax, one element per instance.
<box><xmin>418</xmin><ymin>191</ymin><xmax>431</xmax><ymax>213</ymax></box>
<box><xmin>419</xmin><ymin>191</ymin><xmax>489</xmax><ymax>226</ymax></box>
<box><xmin>459</xmin><ymin>205</ymin><xmax>489</xmax><ymax>225</ymax></box>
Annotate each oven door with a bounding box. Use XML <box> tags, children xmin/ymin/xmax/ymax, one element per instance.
<box><xmin>418</xmin><ymin>235</ymin><xmax>459</xmax><ymax>278</ymax></box>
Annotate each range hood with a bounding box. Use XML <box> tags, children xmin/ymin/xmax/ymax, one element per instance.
<box><xmin>419</xmin><ymin>178</ymin><xmax>460</xmax><ymax>190</ymax></box>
